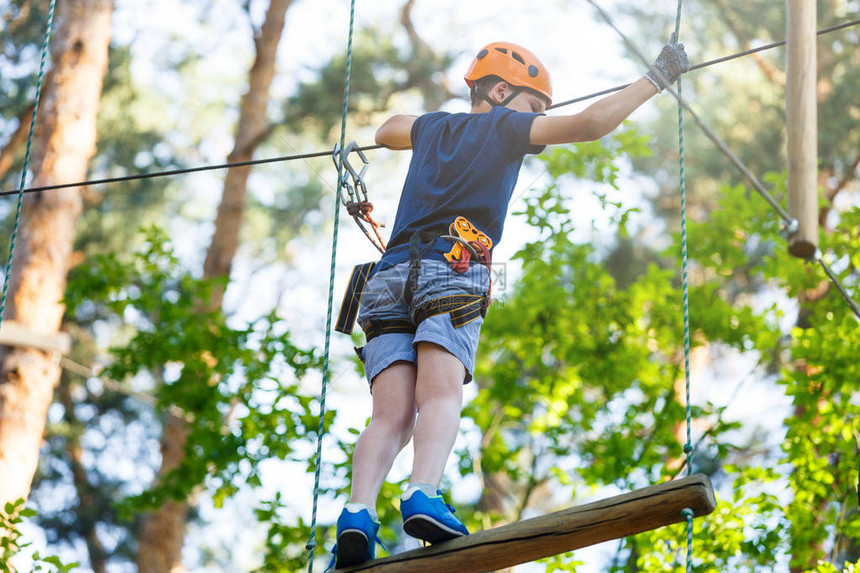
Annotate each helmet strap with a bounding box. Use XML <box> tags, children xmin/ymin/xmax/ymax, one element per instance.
<box><xmin>474</xmin><ymin>84</ymin><xmax>523</xmax><ymax>109</ymax></box>
<box><xmin>499</xmin><ymin>87</ymin><xmax>522</xmax><ymax>107</ymax></box>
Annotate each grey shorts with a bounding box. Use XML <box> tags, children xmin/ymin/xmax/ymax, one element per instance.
<box><xmin>356</xmin><ymin>259</ymin><xmax>490</xmax><ymax>387</ymax></box>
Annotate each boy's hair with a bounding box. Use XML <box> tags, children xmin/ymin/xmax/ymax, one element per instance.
<box><xmin>469</xmin><ymin>75</ymin><xmax>503</xmax><ymax>107</ymax></box>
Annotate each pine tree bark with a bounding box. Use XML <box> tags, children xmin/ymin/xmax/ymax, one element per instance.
<box><xmin>136</xmin><ymin>414</ymin><xmax>191</xmax><ymax>573</ymax></box>
<box><xmin>202</xmin><ymin>0</ymin><xmax>296</xmax><ymax>289</ymax></box>
<box><xmin>0</xmin><ymin>0</ymin><xmax>112</xmax><ymax>508</ymax></box>
<box><xmin>58</xmin><ymin>379</ymin><xmax>108</xmax><ymax>573</ymax></box>
<box><xmin>135</xmin><ymin>2</ymin><xmax>294</xmax><ymax>571</ymax></box>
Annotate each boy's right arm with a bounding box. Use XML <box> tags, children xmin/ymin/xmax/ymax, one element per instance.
<box><xmin>529</xmin><ymin>77</ymin><xmax>658</xmax><ymax>145</ymax></box>
<box><xmin>376</xmin><ymin>115</ymin><xmax>418</xmax><ymax>150</ymax></box>
<box><xmin>530</xmin><ymin>42</ymin><xmax>689</xmax><ymax>146</ymax></box>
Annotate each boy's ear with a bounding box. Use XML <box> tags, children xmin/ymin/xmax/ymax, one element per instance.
<box><xmin>489</xmin><ymin>81</ymin><xmax>511</xmax><ymax>104</ymax></box>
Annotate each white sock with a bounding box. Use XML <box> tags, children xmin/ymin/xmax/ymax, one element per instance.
<box><xmin>402</xmin><ymin>482</ymin><xmax>437</xmax><ymax>500</ymax></box>
<box><xmin>345</xmin><ymin>502</ymin><xmax>378</xmax><ymax>522</ymax></box>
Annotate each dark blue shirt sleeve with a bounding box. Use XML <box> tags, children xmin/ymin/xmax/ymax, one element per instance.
<box><xmin>494</xmin><ymin>108</ymin><xmax>546</xmax><ymax>157</ymax></box>
<box><xmin>410</xmin><ymin>111</ymin><xmax>444</xmax><ymax>148</ymax></box>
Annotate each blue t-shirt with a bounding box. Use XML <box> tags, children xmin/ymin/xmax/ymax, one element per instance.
<box><xmin>376</xmin><ymin>106</ymin><xmax>544</xmax><ymax>271</ymax></box>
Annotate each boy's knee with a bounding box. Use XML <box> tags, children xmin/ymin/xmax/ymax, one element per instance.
<box><xmin>396</xmin><ymin>411</ymin><xmax>417</xmax><ymax>440</ymax></box>
<box><xmin>373</xmin><ymin>409</ymin><xmax>416</xmax><ymax>443</ymax></box>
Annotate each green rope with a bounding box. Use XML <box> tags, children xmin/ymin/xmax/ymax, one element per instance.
<box><xmin>672</xmin><ymin>1</ymin><xmax>696</xmax><ymax>571</ymax></box>
<box><xmin>306</xmin><ymin>0</ymin><xmax>358</xmax><ymax>570</ymax></box>
<box><xmin>0</xmin><ymin>0</ymin><xmax>57</xmax><ymax>327</ymax></box>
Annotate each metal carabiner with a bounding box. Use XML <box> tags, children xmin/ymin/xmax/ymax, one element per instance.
<box><xmin>331</xmin><ymin>141</ymin><xmax>386</xmax><ymax>254</ymax></box>
<box><xmin>340</xmin><ymin>140</ymin><xmax>370</xmax><ymax>203</ymax></box>
<box><xmin>332</xmin><ymin>140</ymin><xmax>369</xmax><ymax>206</ymax></box>
<box><xmin>332</xmin><ymin>142</ymin><xmax>353</xmax><ymax>207</ymax></box>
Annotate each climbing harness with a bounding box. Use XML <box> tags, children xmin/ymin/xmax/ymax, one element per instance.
<box><xmin>334</xmin><ymin>216</ymin><xmax>493</xmax><ymax>339</ymax></box>
<box><xmin>361</xmin><ymin>318</ymin><xmax>416</xmax><ymax>343</ymax></box>
<box><xmin>403</xmin><ymin>219</ymin><xmax>492</xmax><ymax>330</ymax></box>
<box><xmin>334</xmin><ymin>213</ymin><xmax>493</xmax><ymax>353</ymax></box>
<box><xmin>332</xmin><ymin>140</ymin><xmax>386</xmax><ymax>254</ymax></box>
<box><xmin>411</xmin><ymin>291</ymin><xmax>488</xmax><ymax>330</ymax></box>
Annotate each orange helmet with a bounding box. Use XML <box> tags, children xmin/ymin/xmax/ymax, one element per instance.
<box><xmin>464</xmin><ymin>42</ymin><xmax>552</xmax><ymax>105</ymax></box>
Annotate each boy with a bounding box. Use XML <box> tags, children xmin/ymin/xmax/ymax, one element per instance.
<box><xmin>329</xmin><ymin>40</ymin><xmax>689</xmax><ymax>569</ymax></box>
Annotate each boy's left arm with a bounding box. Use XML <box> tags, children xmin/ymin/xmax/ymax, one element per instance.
<box><xmin>376</xmin><ymin>115</ymin><xmax>418</xmax><ymax>150</ymax></box>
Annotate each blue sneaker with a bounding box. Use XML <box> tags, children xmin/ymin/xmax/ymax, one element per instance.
<box><xmin>326</xmin><ymin>505</ymin><xmax>381</xmax><ymax>571</ymax></box>
<box><xmin>400</xmin><ymin>488</ymin><xmax>469</xmax><ymax>544</ymax></box>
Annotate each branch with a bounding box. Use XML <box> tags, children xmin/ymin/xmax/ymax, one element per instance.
<box><xmin>0</xmin><ymin>103</ymin><xmax>35</xmax><ymax>182</ymax></box>
<box><xmin>514</xmin><ymin>438</ymin><xmax>546</xmax><ymax>522</ymax></box>
<box><xmin>399</xmin><ymin>0</ymin><xmax>424</xmax><ymax>53</ymax></box>
<box><xmin>818</xmin><ymin>154</ymin><xmax>860</xmax><ymax>230</ymax></box>
<box><xmin>826</xmin><ymin>154</ymin><xmax>860</xmax><ymax>204</ymax></box>
<box><xmin>711</xmin><ymin>0</ymin><xmax>785</xmax><ymax>87</ymax></box>
<box><xmin>4</xmin><ymin>3</ymin><xmax>32</xmax><ymax>39</ymax></box>
<box><xmin>398</xmin><ymin>0</ymin><xmax>458</xmax><ymax>105</ymax></box>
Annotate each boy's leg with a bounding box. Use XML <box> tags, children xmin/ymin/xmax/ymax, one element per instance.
<box><xmin>399</xmin><ymin>341</ymin><xmax>470</xmax><ymax>544</ymax></box>
<box><xmin>409</xmin><ymin>341</ymin><xmax>465</xmax><ymax>487</ymax></box>
<box><xmin>349</xmin><ymin>361</ymin><xmax>418</xmax><ymax>507</ymax></box>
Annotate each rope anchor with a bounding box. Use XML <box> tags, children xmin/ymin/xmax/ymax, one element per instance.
<box><xmin>332</xmin><ymin>141</ymin><xmax>386</xmax><ymax>253</ymax></box>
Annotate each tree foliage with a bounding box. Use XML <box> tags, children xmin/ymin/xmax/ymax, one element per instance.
<box><xmin>452</xmin><ymin>126</ymin><xmax>857</xmax><ymax>571</ymax></box>
<box><xmin>53</xmin><ymin>227</ymin><xmax>324</xmax><ymax>570</ymax></box>
<box><xmin>0</xmin><ymin>499</ymin><xmax>79</xmax><ymax>573</ymax></box>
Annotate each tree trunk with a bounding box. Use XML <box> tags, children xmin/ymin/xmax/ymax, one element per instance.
<box><xmin>135</xmin><ymin>2</ymin><xmax>294</xmax><ymax>571</ymax></box>
<box><xmin>202</xmin><ymin>0</ymin><xmax>295</xmax><ymax>289</ymax></box>
<box><xmin>58</xmin><ymin>379</ymin><xmax>108</xmax><ymax>573</ymax></box>
<box><xmin>0</xmin><ymin>0</ymin><xmax>112</xmax><ymax>508</ymax></box>
<box><xmin>136</xmin><ymin>414</ymin><xmax>191</xmax><ymax>573</ymax></box>
<box><xmin>666</xmin><ymin>344</ymin><xmax>710</xmax><ymax>476</ymax></box>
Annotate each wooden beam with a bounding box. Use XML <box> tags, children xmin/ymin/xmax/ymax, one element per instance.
<box><xmin>786</xmin><ymin>0</ymin><xmax>818</xmax><ymax>258</ymax></box>
<box><xmin>334</xmin><ymin>474</ymin><xmax>716</xmax><ymax>572</ymax></box>
<box><xmin>0</xmin><ymin>320</ymin><xmax>71</xmax><ymax>354</ymax></box>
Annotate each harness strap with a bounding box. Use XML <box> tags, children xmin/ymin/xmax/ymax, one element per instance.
<box><xmin>334</xmin><ymin>262</ymin><xmax>376</xmax><ymax>334</ymax></box>
<box><xmin>406</xmin><ymin>229</ymin><xmax>445</xmax><ymax>308</ymax></box>
<box><xmin>364</xmin><ymin>318</ymin><xmax>416</xmax><ymax>342</ymax></box>
<box><xmin>413</xmin><ymin>293</ymin><xmax>488</xmax><ymax>328</ymax></box>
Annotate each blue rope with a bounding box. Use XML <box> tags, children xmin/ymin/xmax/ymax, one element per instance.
<box><xmin>672</xmin><ymin>1</ymin><xmax>696</xmax><ymax>571</ymax></box>
<box><xmin>306</xmin><ymin>1</ymin><xmax>358</xmax><ymax>570</ymax></box>
<box><xmin>0</xmin><ymin>0</ymin><xmax>57</xmax><ymax>327</ymax></box>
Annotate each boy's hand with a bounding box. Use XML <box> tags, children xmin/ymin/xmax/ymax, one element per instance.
<box><xmin>645</xmin><ymin>42</ymin><xmax>690</xmax><ymax>92</ymax></box>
